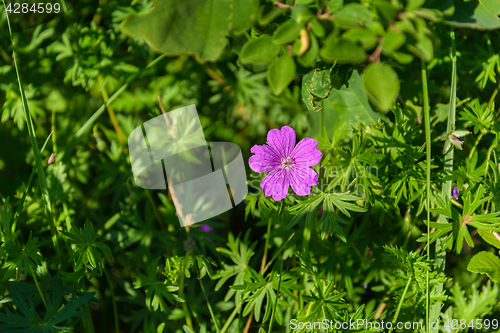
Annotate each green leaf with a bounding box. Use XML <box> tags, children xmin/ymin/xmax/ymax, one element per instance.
<box><xmin>308</xmin><ymin>70</ymin><xmax>380</xmax><ymax>138</ymax></box>
<box><xmin>62</xmin><ymin>220</ymin><xmax>114</xmax><ymax>280</ymax></box>
<box><xmin>468</xmin><ymin>251</ymin><xmax>500</xmax><ymax>283</ymax></box>
<box><xmin>446</xmin><ymin>0</ymin><xmax>500</xmax><ymax>30</ymax></box>
<box><xmin>342</xmin><ymin>28</ymin><xmax>377</xmax><ymax>50</ymax></box>
<box><xmin>259</xmin><ymin>6</ymin><xmax>288</xmax><ymax>25</ymax></box>
<box><xmin>392</xmin><ymin>51</ymin><xmax>414</xmax><ymax>64</ymax></box>
<box><xmin>0</xmin><ymin>277</ymin><xmax>94</xmax><ymax>332</ymax></box>
<box><xmin>273</xmin><ymin>20</ymin><xmax>302</xmax><ymax>45</ymax></box>
<box><xmin>381</xmin><ymin>29</ymin><xmax>406</xmax><ymax>54</ymax></box>
<box><xmin>478</xmin><ymin>229</ymin><xmax>500</xmax><ymax>249</ymax></box>
<box><xmin>291</xmin><ymin>5</ymin><xmax>314</xmax><ymax>25</ymax></box>
<box><xmin>310</xmin><ymin>19</ymin><xmax>325</xmax><ymax>38</ymax></box>
<box><xmin>267</xmin><ymin>55</ymin><xmax>296</xmax><ymax>95</ymax></box>
<box><xmin>135</xmin><ymin>258</ymin><xmax>184</xmax><ymax>312</ymax></box>
<box><xmin>406</xmin><ymin>0</ymin><xmax>426</xmax><ymax>11</ymax></box>
<box><xmin>240</xmin><ymin>35</ymin><xmax>281</xmax><ymax>64</ymax></box>
<box><xmin>407</xmin><ymin>34</ymin><xmax>434</xmax><ymax>62</ymax></box>
<box><xmin>301</xmin><ymin>63</ymin><xmax>353</xmax><ymax>112</ymax></box>
<box><xmin>213</xmin><ymin>232</ymin><xmax>256</xmax><ymax>305</ymax></box>
<box><xmin>374</xmin><ymin>0</ymin><xmax>397</xmax><ymax>25</ymax></box>
<box><xmin>363</xmin><ymin>63</ymin><xmax>400</xmax><ymax>113</ymax></box>
<box><xmin>320</xmin><ymin>40</ymin><xmax>366</xmax><ymax>64</ymax></box>
<box><xmin>120</xmin><ymin>0</ymin><xmax>258</xmax><ymax>62</ymax></box>
<box><xmin>1</xmin><ymin>233</ymin><xmax>42</xmax><ymax>281</ymax></box>
<box><xmin>333</xmin><ymin>3</ymin><xmax>374</xmax><ymax>28</ymax></box>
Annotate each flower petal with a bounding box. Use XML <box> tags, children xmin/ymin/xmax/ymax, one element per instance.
<box><xmin>249</xmin><ymin>144</ymin><xmax>281</xmax><ymax>173</ymax></box>
<box><xmin>291</xmin><ymin>138</ymin><xmax>322</xmax><ymax>167</ymax></box>
<box><xmin>289</xmin><ymin>165</ymin><xmax>318</xmax><ymax>197</ymax></box>
<box><xmin>267</xmin><ymin>126</ymin><xmax>296</xmax><ymax>159</ymax></box>
<box><xmin>261</xmin><ymin>168</ymin><xmax>290</xmax><ymax>201</ymax></box>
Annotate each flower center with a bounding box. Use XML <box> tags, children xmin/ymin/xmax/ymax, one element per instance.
<box><xmin>280</xmin><ymin>156</ymin><xmax>294</xmax><ymax>170</ymax></box>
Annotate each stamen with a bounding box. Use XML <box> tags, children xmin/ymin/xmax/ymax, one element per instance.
<box><xmin>280</xmin><ymin>156</ymin><xmax>293</xmax><ymax>170</ymax></box>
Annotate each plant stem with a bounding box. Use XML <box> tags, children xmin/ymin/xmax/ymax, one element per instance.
<box><xmin>431</xmin><ymin>27</ymin><xmax>457</xmax><ymax>332</ymax></box>
<box><xmin>469</xmin><ymin>131</ymin><xmax>484</xmax><ymax>159</ymax></box>
<box><xmin>488</xmin><ymin>82</ymin><xmax>500</xmax><ymax>108</ymax></box>
<box><xmin>484</xmin><ymin>134</ymin><xmax>498</xmax><ymax>177</ymax></box>
<box><xmin>60</xmin><ymin>0</ymin><xmax>67</xmax><ymax>12</ymax></box>
<box><xmin>261</xmin><ymin>216</ymin><xmax>273</xmax><ymax>273</ymax></box>
<box><xmin>52</xmin><ymin>111</ymin><xmax>58</xmax><ymax>155</ymax></box>
<box><xmin>84</xmin><ymin>302</ymin><xmax>96</xmax><ymax>333</ymax></box>
<box><xmin>104</xmin><ymin>268</ymin><xmax>119</xmax><ymax>333</ymax></box>
<box><xmin>13</xmin><ymin>132</ymin><xmax>52</xmax><ymax>225</ymax></box>
<box><xmin>220</xmin><ymin>300</ymin><xmax>244</xmax><ymax>333</ymax></box>
<box><xmin>388</xmin><ymin>276</ymin><xmax>412</xmax><ymax>333</ymax></box>
<box><xmin>28</xmin><ymin>264</ymin><xmax>48</xmax><ymax>310</ymax></box>
<box><xmin>100</xmin><ymin>81</ymin><xmax>127</xmax><ymax>153</ymax></box>
<box><xmin>179</xmin><ymin>251</ymin><xmax>194</xmax><ymax>329</ymax></box>
<box><xmin>421</xmin><ymin>58</ymin><xmax>431</xmax><ymax>333</ymax></box>
<box><xmin>3</xmin><ymin>0</ymin><xmax>61</xmax><ymax>266</ymax></box>
<box><xmin>198</xmin><ymin>275</ymin><xmax>220</xmax><ymax>333</ymax></box>
<box><xmin>268</xmin><ymin>251</ymin><xmax>284</xmax><ymax>333</ymax></box>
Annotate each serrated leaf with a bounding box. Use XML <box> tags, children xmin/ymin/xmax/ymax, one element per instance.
<box><xmin>468</xmin><ymin>251</ymin><xmax>500</xmax><ymax>283</ymax></box>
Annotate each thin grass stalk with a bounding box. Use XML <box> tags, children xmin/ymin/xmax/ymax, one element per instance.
<box><xmin>430</xmin><ymin>27</ymin><xmax>457</xmax><ymax>331</ymax></box>
<box><xmin>267</xmin><ymin>258</ymin><xmax>283</xmax><ymax>333</ymax></box>
<box><xmin>104</xmin><ymin>268</ymin><xmax>120</xmax><ymax>333</ymax></box>
<box><xmin>198</xmin><ymin>269</ymin><xmax>221</xmax><ymax>333</ymax></box>
<box><xmin>388</xmin><ymin>276</ymin><xmax>412</xmax><ymax>333</ymax></box>
<box><xmin>421</xmin><ymin>58</ymin><xmax>431</xmax><ymax>333</ymax></box>
<box><xmin>179</xmin><ymin>250</ymin><xmax>194</xmax><ymax>329</ymax></box>
<box><xmin>13</xmin><ymin>132</ymin><xmax>52</xmax><ymax>224</ymax></box>
<box><xmin>2</xmin><ymin>2</ymin><xmax>61</xmax><ymax>265</ymax></box>
<box><xmin>28</xmin><ymin>264</ymin><xmax>48</xmax><ymax>310</ymax></box>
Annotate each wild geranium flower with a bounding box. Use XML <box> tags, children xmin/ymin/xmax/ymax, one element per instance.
<box><xmin>249</xmin><ymin>126</ymin><xmax>322</xmax><ymax>201</ymax></box>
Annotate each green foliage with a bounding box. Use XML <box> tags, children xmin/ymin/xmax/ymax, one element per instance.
<box><xmin>134</xmin><ymin>257</ymin><xmax>184</xmax><ymax>312</ymax></box>
<box><xmin>3</xmin><ymin>0</ymin><xmax>500</xmax><ymax>331</ymax></box>
<box><xmin>120</xmin><ymin>0</ymin><xmax>259</xmax><ymax>62</ymax></box>
<box><xmin>61</xmin><ymin>219</ymin><xmax>114</xmax><ymax>280</ymax></box>
<box><xmin>1</xmin><ymin>232</ymin><xmax>42</xmax><ymax>281</ymax></box>
<box><xmin>467</xmin><ymin>251</ymin><xmax>500</xmax><ymax>283</ymax></box>
<box><xmin>363</xmin><ymin>63</ymin><xmax>400</xmax><ymax>113</ymax></box>
<box><xmin>0</xmin><ymin>277</ymin><xmax>94</xmax><ymax>333</ymax></box>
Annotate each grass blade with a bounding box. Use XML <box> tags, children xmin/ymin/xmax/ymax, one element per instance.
<box><xmin>2</xmin><ymin>3</ymin><xmax>61</xmax><ymax>265</ymax></box>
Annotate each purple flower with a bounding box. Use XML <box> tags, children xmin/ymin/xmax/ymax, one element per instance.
<box><xmin>452</xmin><ymin>187</ymin><xmax>459</xmax><ymax>200</ymax></box>
<box><xmin>249</xmin><ymin>126</ymin><xmax>322</xmax><ymax>201</ymax></box>
<box><xmin>200</xmin><ymin>224</ymin><xmax>212</xmax><ymax>233</ymax></box>
<box><xmin>199</xmin><ymin>224</ymin><xmax>213</xmax><ymax>242</ymax></box>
